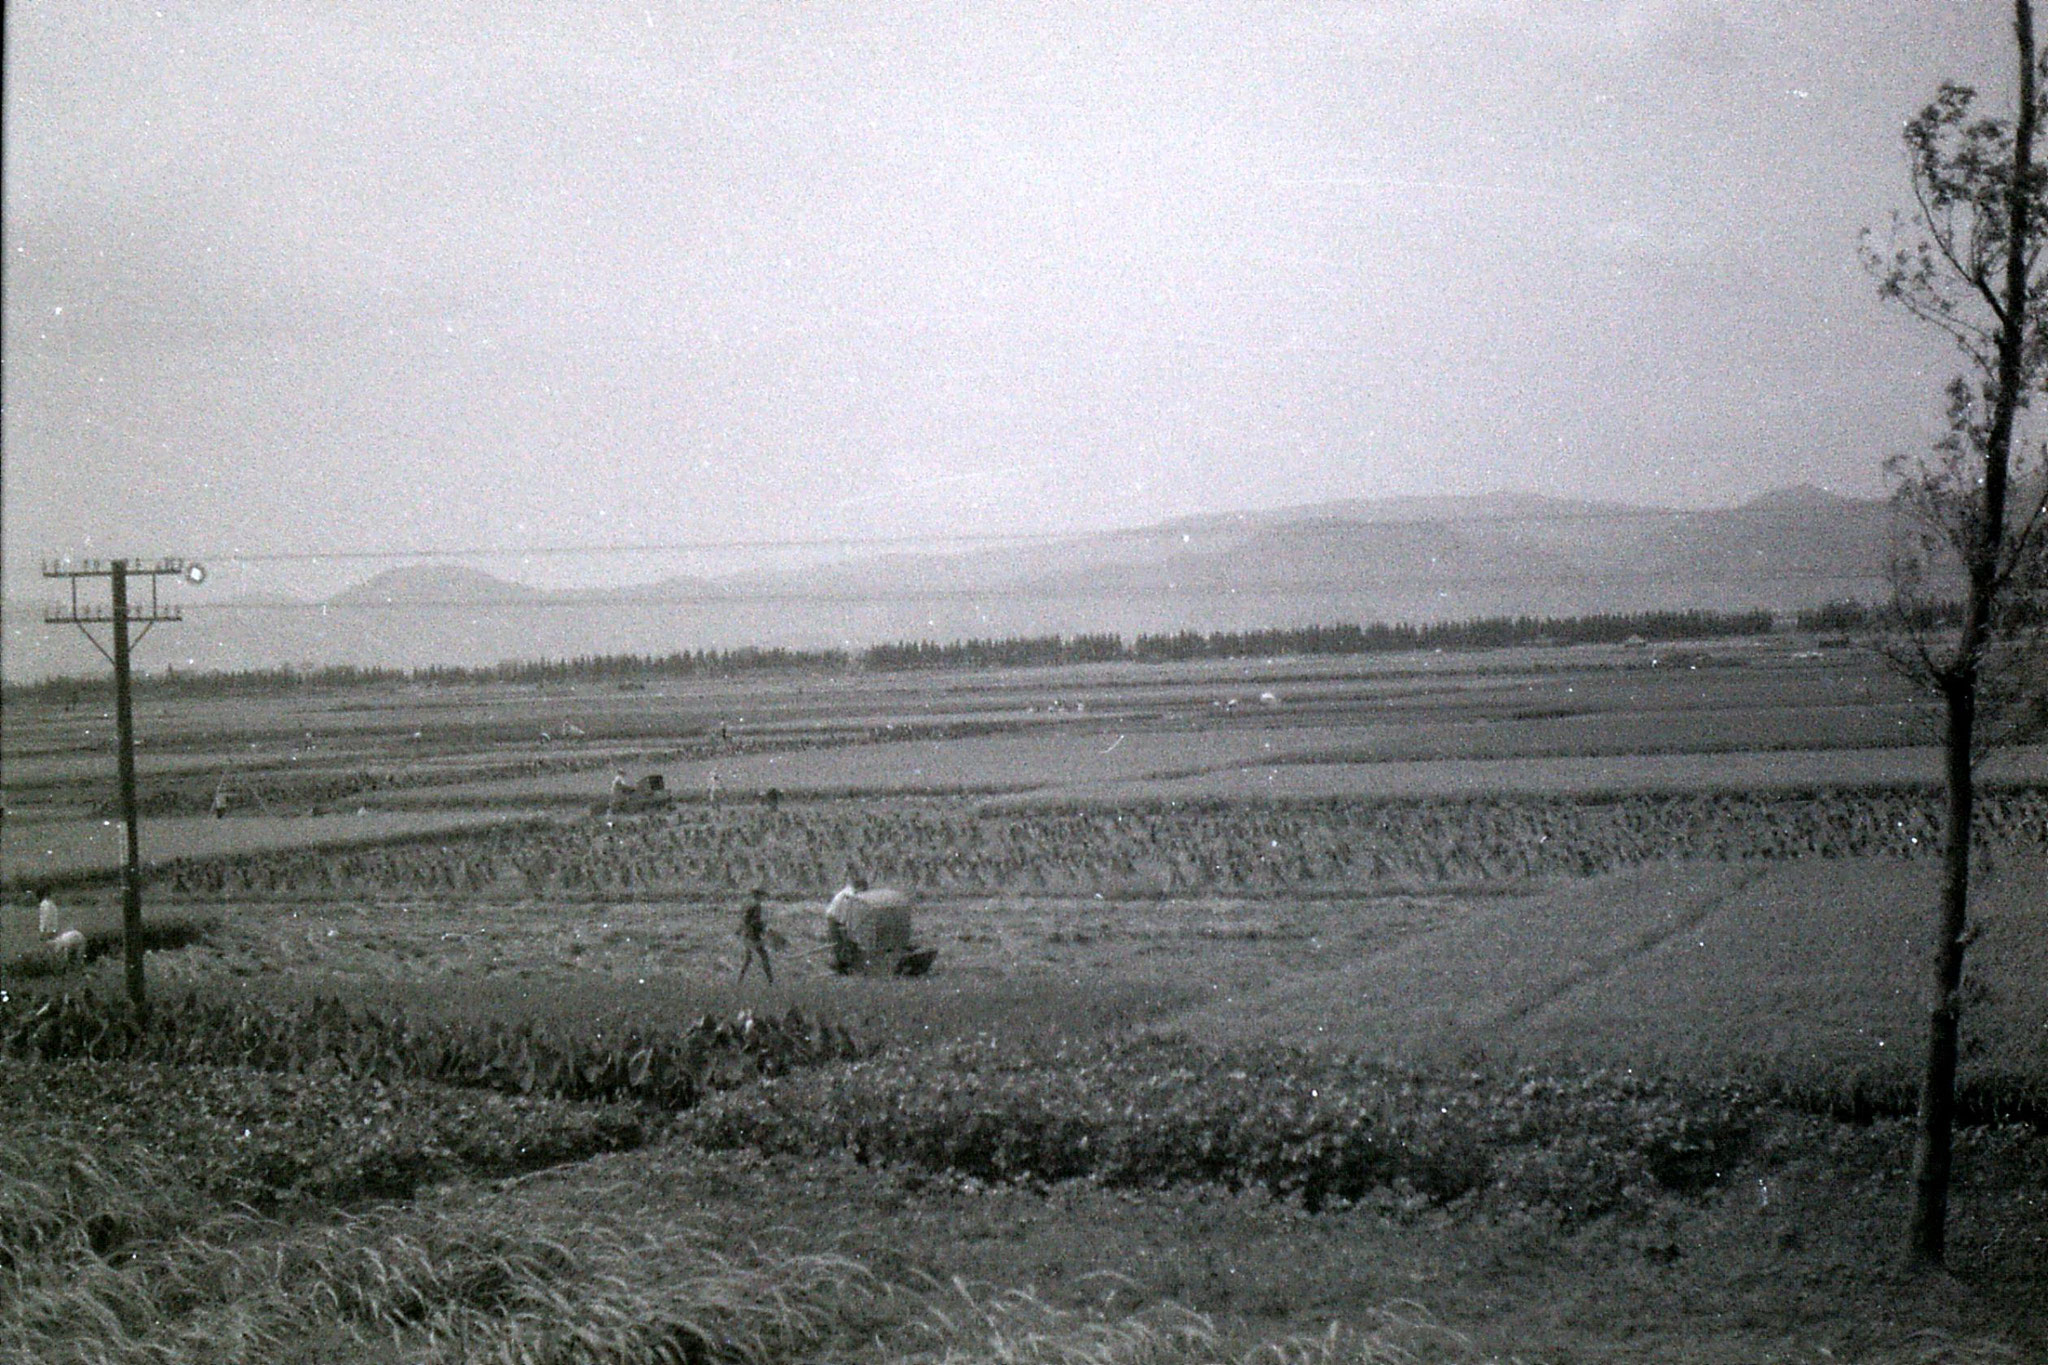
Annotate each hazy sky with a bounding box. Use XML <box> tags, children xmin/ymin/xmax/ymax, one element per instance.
<box><xmin>0</xmin><ymin>0</ymin><xmax>2011</xmax><ymax>597</ymax></box>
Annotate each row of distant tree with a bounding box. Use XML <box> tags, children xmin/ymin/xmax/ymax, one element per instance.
<box><xmin>1794</xmin><ymin>599</ymin><xmax>1965</xmax><ymax>632</ymax></box>
<box><xmin>868</xmin><ymin>609</ymin><xmax>1790</xmax><ymax>670</ymax></box>
<box><xmin>7</xmin><ymin>646</ymin><xmax>861</xmax><ymax>702</ymax></box>
<box><xmin>9</xmin><ymin>604</ymin><xmax>1914</xmax><ymax>703</ymax></box>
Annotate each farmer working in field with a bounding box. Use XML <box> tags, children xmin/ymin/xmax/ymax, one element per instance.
<box><xmin>33</xmin><ymin>887</ymin><xmax>86</xmax><ymax>965</ymax></box>
<box><xmin>737</xmin><ymin>884</ymin><xmax>774</xmax><ymax>983</ymax></box>
<box><xmin>824</xmin><ymin>866</ymin><xmax>867</xmax><ymax>974</ymax></box>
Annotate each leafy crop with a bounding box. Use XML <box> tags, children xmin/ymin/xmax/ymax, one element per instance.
<box><xmin>0</xmin><ymin>988</ymin><xmax>858</xmax><ymax>1112</ymax></box>
<box><xmin>680</xmin><ymin>1037</ymin><xmax>1756</xmax><ymax>1223</ymax></box>
<box><xmin>6</xmin><ymin>1059</ymin><xmax>644</xmax><ymax>1210</ymax></box>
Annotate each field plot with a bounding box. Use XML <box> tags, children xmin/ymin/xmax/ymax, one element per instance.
<box><xmin>1515</xmin><ymin>852</ymin><xmax>2048</xmax><ymax>1083</ymax></box>
<box><xmin>1</xmin><ymin>641</ymin><xmax>1943</xmax><ymax>819</ymax></box>
<box><xmin>0</xmin><ymin>808</ymin><xmax>560</xmax><ymax>892</ymax></box>
<box><xmin>134</xmin><ymin>785</ymin><xmax>2048</xmax><ymax>904</ymax></box>
<box><xmin>1017</xmin><ymin>743</ymin><xmax>2048</xmax><ymax>806</ymax></box>
<box><xmin>138</xmin><ymin>856</ymin><xmax>2048</xmax><ymax>1095</ymax></box>
<box><xmin>7</xmin><ymin>643</ymin><xmax>2048</xmax><ymax>1363</ymax></box>
<box><xmin>1175</xmin><ymin>855</ymin><xmax>2048</xmax><ymax>1092</ymax></box>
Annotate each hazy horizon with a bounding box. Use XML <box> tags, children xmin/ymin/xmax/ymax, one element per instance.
<box><xmin>4</xmin><ymin>481</ymin><xmax>1903</xmax><ymax>682</ymax></box>
<box><xmin>3</xmin><ymin>1</ymin><xmax>2017</xmax><ymax>614</ymax></box>
<box><xmin>10</xmin><ymin>478</ymin><xmax>1878</xmax><ymax>608</ymax></box>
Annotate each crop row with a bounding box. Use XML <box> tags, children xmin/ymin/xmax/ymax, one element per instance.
<box><xmin>104</xmin><ymin>751</ymin><xmax>648</xmax><ymax>820</ymax></box>
<box><xmin>680</xmin><ymin>1036</ymin><xmax>1758</xmax><ymax>1222</ymax></box>
<box><xmin>0</xmin><ymin>989</ymin><xmax>858</xmax><ymax>1113</ymax></box>
<box><xmin>151</xmin><ymin>786</ymin><xmax>2048</xmax><ymax>902</ymax></box>
<box><xmin>7</xmin><ymin>1056</ymin><xmax>647</xmax><ymax>1212</ymax></box>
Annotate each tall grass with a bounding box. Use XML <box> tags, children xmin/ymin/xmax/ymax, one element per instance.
<box><xmin>6</xmin><ymin>1128</ymin><xmax>1503</xmax><ymax>1365</ymax></box>
<box><xmin>903</xmin><ymin>1282</ymin><xmax>1474</xmax><ymax>1365</ymax></box>
<box><xmin>3</xmin><ymin>1129</ymin><xmax>893</xmax><ymax>1364</ymax></box>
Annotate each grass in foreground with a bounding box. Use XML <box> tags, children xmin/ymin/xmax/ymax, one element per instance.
<box><xmin>7</xmin><ymin>1027</ymin><xmax>2046</xmax><ymax>1364</ymax></box>
<box><xmin>9</xmin><ymin>1115</ymin><xmax>2041</xmax><ymax>1364</ymax></box>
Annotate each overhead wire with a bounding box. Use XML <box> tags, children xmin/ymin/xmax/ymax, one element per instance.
<box><xmin>179</xmin><ymin>570</ymin><xmax>1890</xmax><ymax>614</ymax></box>
<box><xmin>189</xmin><ymin>496</ymin><xmax>1892</xmax><ymax>567</ymax></box>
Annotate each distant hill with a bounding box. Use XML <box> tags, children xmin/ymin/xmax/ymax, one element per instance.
<box><xmin>1</xmin><ymin>487</ymin><xmax>1920</xmax><ymax>681</ymax></box>
<box><xmin>1160</xmin><ymin>488</ymin><xmax>1658</xmax><ymax>530</ymax></box>
<box><xmin>1737</xmin><ymin>483</ymin><xmax>1864</xmax><ymax>512</ymax></box>
<box><xmin>330</xmin><ymin>564</ymin><xmax>543</xmax><ymax>606</ymax></box>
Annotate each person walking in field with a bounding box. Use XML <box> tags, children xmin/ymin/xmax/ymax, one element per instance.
<box><xmin>737</xmin><ymin>885</ymin><xmax>774</xmax><ymax>983</ymax></box>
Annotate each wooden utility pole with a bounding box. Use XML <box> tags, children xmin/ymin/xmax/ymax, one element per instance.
<box><xmin>43</xmin><ymin>556</ymin><xmax>204</xmax><ymax>1011</ymax></box>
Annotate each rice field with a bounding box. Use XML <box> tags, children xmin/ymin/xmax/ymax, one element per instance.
<box><xmin>131</xmin><ymin>784</ymin><xmax>2048</xmax><ymax>905</ymax></box>
<box><xmin>0</xmin><ymin>808</ymin><xmax>556</xmax><ymax>892</ymax></box>
<box><xmin>6</xmin><ymin>639</ymin><xmax>2048</xmax><ymax>1361</ymax></box>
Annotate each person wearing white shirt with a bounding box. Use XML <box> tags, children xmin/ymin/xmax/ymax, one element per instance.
<box><xmin>824</xmin><ymin>868</ymin><xmax>866</xmax><ymax>973</ymax></box>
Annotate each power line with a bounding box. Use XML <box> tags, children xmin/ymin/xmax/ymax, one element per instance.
<box><xmin>169</xmin><ymin>568</ymin><xmax>1892</xmax><ymax>614</ymax></box>
<box><xmin>184</xmin><ymin>499</ymin><xmax>1894</xmax><ymax>567</ymax></box>
<box><xmin>204</xmin><ymin>530</ymin><xmax>1078</xmax><ymax>565</ymax></box>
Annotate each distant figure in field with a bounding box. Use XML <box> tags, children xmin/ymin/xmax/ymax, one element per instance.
<box><xmin>34</xmin><ymin>888</ymin><xmax>85</xmax><ymax>966</ymax></box>
<box><xmin>824</xmin><ymin>867</ymin><xmax>867</xmax><ymax>974</ymax></box>
<box><xmin>737</xmin><ymin>885</ymin><xmax>774</xmax><ymax>983</ymax></box>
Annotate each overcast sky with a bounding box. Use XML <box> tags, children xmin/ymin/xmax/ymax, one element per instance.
<box><xmin>0</xmin><ymin>0</ymin><xmax>2012</xmax><ymax>597</ymax></box>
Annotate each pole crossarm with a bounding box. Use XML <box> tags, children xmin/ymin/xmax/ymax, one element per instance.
<box><xmin>41</xmin><ymin>557</ymin><xmax>201</xmax><ymax>579</ymax></box>
<box><xmin>42</xmin><ymin>605</ymin><xmax>183</xmax><ymax>624</ymax></box>
<box><xmin>43</xmin><ymin>558</ymin><xmax>203</xmax><ymax>634</ymax></box>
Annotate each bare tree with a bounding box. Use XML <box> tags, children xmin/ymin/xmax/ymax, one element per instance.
<box><xmin>1861</xmin><ymin>0</ymin><xmax>2048</xmax><ymax>1269</ymax></box>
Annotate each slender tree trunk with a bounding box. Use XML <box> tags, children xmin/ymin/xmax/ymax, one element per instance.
<box><xmin>1906</xmin><ymin>680</ymin><xmax>1976</xmax><ymax>1265</ymax></box>
<box><xmin>1903</xmin><ymin>0</ymin><xmax>2033</xmax><ymax>1270</ymax></box>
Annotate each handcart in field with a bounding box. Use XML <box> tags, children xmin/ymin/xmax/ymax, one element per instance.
<box><xmin>823</xmin><ymin>887</ymin><xmax>938</xmax><ymax>977</ymax></box>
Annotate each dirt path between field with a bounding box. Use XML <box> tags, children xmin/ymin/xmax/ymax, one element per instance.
<box><xmin>1488</xmin><ymin>865</ymin><xmax>1772</xmax><ymax>1031</ymax></box>
<box><xmin>1154</xmin><ymin>864</ymin><xmax>1769</xmax><ymax>1060</ymax></box>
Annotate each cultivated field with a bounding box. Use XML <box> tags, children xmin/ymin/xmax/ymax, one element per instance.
<box><xmin>4</xmin><ymin>636</ymin><xmax>2046</xmax><ymax>1363</ymax></box>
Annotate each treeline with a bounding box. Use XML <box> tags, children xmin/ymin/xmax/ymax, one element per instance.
<box><xmin>7</xmin><ymin>662</ymin><xmax>414</xmax><ymax>705</ymax></box>
<box><xmin>4</xmin><ymin>645</ymin><xmax>854</xmax><ymax>704</ymax></box>
<box><xmin>7</xmin><ymin>607</ymin><xmax>1794</xmax><ymax>702</ymax></box>
<box><xmin>1126</xmin><ymin>610</ymin><xmax>1778</xmax><ymax>663</ymax></box>
<box><xmin>865</xmin><ymin>609</ymin><xmax>1780</xmax><ymax>671</ymax></box>
<box><xmin>412</xmin><ymin>645</ymin><xmax>852</xmax><ymax>687</ymax></box>
<box><xmin>863</xmin><ymin>633</ymin><xmax>1126</xmax><ymax>670</ymax></box>
<box><xmin>1796</xmin><ymin>599</ymin><xmax>1964</xmax><ymax>632</ymax></box>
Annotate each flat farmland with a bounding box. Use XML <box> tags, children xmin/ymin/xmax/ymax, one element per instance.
<box><xmin>0</xmin><ymin>639</ymin><xmax>1956</xmax><ymax>831</ymax></box>
<box><xmin>128</xmin><ymin>853</ymin><xmax>2048</xmax><ymax>1097</ymax></box>
<box><xmin>7</xmin><ymin>637</ymin><xmax>2048</xmax><ymax>1363</ymax></box>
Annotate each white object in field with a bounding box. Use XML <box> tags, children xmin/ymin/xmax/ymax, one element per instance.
<box><xmin>47</xmin><ymin>929</ymin><xmax>86</xmax><ymax>963</ymax></box>
<box><xmin>836</xmin><ymin>888</ymin><xmax>913</xmax><ymax>956</ymax></box>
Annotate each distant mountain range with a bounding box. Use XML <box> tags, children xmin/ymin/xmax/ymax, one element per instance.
<box><xmin>3</xmin><ymin>487</ymin><xmax>1912</xmax><ymax>681</ymax></box>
